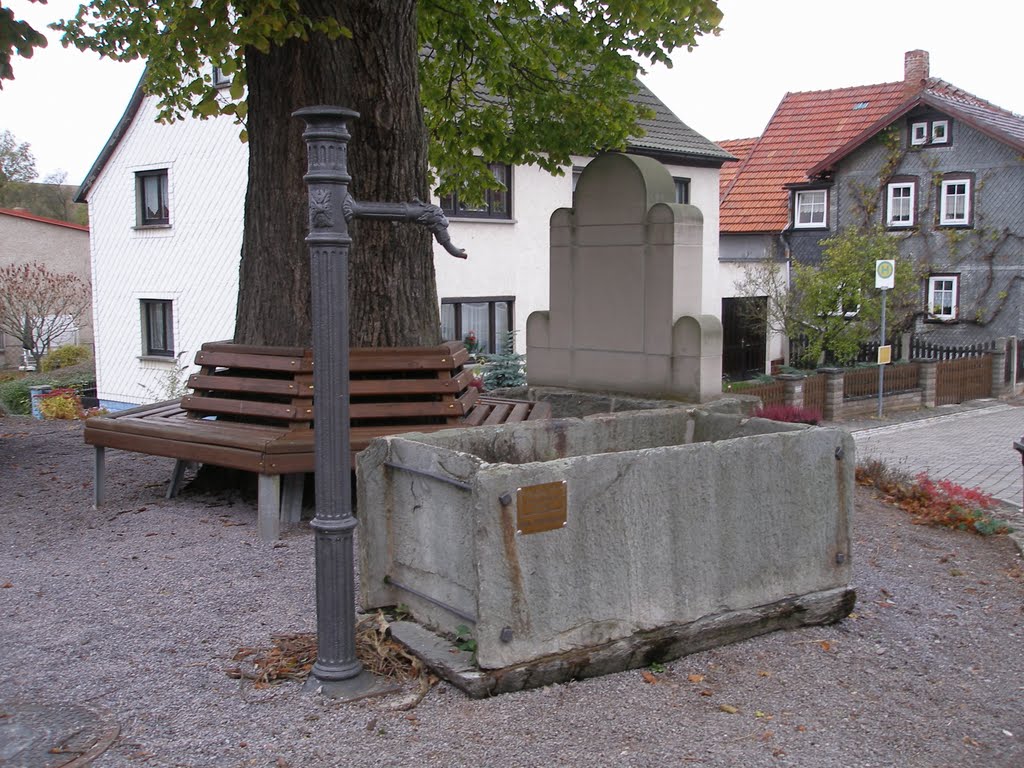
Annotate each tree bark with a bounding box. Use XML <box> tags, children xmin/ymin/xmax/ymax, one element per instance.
<box><xmin>235</xmin><ymin>0</ymin><xmax>439</xmax><ymax>348</ymax></box>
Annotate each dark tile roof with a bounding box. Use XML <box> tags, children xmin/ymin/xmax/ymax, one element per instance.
<box><xmin>628</xmin><ymin>80</ymin><xmax>735</xmax><ymax>164</ymax></box>
<box><xmin>78</xmin><ymin>71</ymin><xmax>728</xmax><ymax>202</ymax></box>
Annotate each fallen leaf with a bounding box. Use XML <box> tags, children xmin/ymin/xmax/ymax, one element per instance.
<box><xmin>641</xmin><ymin>670</ymin><xmax>658</xmax><ymax>684</ymax></box>
<box><xmin>963</xmin><ymin>736</ymin><xmax>980</xmax><ymax>747</ymax></box>
<box><xmin>699</xmin><ymin>689</ymin><xmax>714</xmax><ymax>697</ymax></box>
<box><xmin>795</xmin><ymin>725</ymin><xmax>808</xmax><ymax>732</ymax></box>
<box><xmin>687</xmin><ymin>673</ymin><xmax>705</xmax><ymax>683</ymax></box>
<box><xmin>719</xmin><ymin>704</ymin><xmax>739</xmax><ymax>714</ymax></box>
<box><xmin>819</xmin><ymin>641</ymin><xmax>831</xmax><ymax>652</ymax></box>
<box><xmin>772</xmin><ymin>748</ymin><xmax>786</xmax><ymax>757</ymax></box>
<box><xmin>757</xmin><ymin>670</ymin><xmax>771</xmax><ymax>678</ymax></box>
<box><xmin>1</xmin><ymin>582</ymin><xmax>12</xmax><ymax>588</ymax></box>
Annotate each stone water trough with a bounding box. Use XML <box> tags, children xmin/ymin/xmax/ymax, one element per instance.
<box><xmin>357</xmin><ymin>399</ymin><xmax>855</xmax><ymax>697</ymax></box>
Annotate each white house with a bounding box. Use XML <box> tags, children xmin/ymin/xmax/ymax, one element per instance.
<box><xmin>77</xmin><ymin>76</ymin><xmax>731</xmax><ymax>408</ymax></box>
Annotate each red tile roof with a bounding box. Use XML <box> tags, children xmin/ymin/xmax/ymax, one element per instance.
<box><xmin>0</xmin><ymin>207</ymin><xmax>89</xmax><ymax>232</ymax></box>
<box><xmin>720</xmin><ymin>69</ymin><xmax>1024</xmax><ymax>234</ymax></box>
<box><xmin>716</xmin><ymin>137</ymin><xmax>757</xmax><ymax>200</ymax></box>
<box><xmin>720</xmin><ymin>82</ymin><xmax>907</xmax><ymax>233</ymax></box>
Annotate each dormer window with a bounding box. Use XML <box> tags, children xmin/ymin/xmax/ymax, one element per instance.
<box><xmin>793</xmin><ymin>189</ymin><xmax>828</xmax><ymax>228</ymax></box>
<box><xmin>909</xmin><ymin>117</ymin><xmax>951</xmax><ymax>147</ymax></box>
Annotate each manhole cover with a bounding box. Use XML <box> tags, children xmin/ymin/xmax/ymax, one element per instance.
<box><xmin>0</xmin><ymin>701</ymin><xmax>118</xmax><ymax>768</ymax></box>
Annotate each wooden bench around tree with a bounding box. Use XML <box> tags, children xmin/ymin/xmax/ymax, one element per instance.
<box><xmin>84</xmin><ymin>341</ymin><xmax>550</xmax><ymax>540</ymax></box>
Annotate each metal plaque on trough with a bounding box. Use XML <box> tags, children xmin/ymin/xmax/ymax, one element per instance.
<box><xmin>516</xmin><ymin>481</ymin><xmax>567</xmax><ymax>535</ymax></box>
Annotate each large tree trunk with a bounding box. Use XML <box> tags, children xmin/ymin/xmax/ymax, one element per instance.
<box><xmin>234</xmin><ymin>0</ymin><xmax>440</xmax><ymax>348</ymax></box>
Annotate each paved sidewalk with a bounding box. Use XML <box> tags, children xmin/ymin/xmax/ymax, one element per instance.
<box><xmin>847</xmin><ymin>400</ymin><xmax>1023</xmax><ymax>526</ymax></box>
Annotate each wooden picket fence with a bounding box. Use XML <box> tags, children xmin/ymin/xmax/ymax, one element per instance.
<box><xmin>936</xmin><ymin>356</ymin><xmax>992</xmax><ymax>406</ymax></box>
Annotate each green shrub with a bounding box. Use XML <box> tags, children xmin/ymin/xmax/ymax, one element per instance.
<box><xmin>0</xmin><ymin>362</ymin><xmax>97</xmax><ymax>415</ymax></box>
<box><xmin>39</xmin><ymin>344</ymin><xmax>91</xmax><ymax>372</ymax></box>
<box><xmin>0</xmin><ymin>378</ymin><xmax>33</xmax><ymax>414</ymax></box>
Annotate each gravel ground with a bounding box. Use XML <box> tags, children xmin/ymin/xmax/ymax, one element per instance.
<box><xmin>2</xmin><ymin>415</ymin><xmax>1023</xmax><ymax>768</ymax></box>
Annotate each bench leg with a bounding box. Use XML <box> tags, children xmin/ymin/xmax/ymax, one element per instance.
<box><xmin>257</xmin><ymin>474</ymin><xmax>282</xmax><ymax>542</ymax></box>
<box><xmin>93</xmin><ymin>446</ymin><xmax>106</xmax><ymax>509</ymax></box>
<box><xmin>281</xmin><ymin>473</ymin><xmax>304</xmax><ymax>524</ymax></box>
<box><xmin>166</xmin><ymin>459</ymin><xmax>189</xmax><ymax>500</ymax></box>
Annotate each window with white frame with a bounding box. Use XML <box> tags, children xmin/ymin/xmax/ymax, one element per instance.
<box><xmin>939</xmin><ymin>175</ymin><xmax>972</xmax><ymax>226</ymax></box>
<box><xmin>439</xmin><ymin>163</ymin><xmax>512</xmax><ymax>220</ymax></box>
<box><xmin>794</xmin><ymin>189</ymin><xmax>827</xmax><ymax>228</ymax></box>
<box><xmin>136</xmin><ymin>169</ymin><xmax>169</xmax><ymax>226</ymax></box>
<box><xmin>440</xmin><ymin>296</ymin><xmax>513</xmax><ymax>355</ymax></box>
<box><xmin>927</xmin><ymin>275</ymin><xmax>959</xmax><ymax>320</ymax></box>
<box><xmin>910</xmin><ymin>117</ymin><xmax>952</xmax><ymax>147</ymax></box>
<box><xmin>141</xmin><ymin>299</ymin><xmax>174</xmax><ymax>356</ymax></box>
<box><xmin>885</xmin><ymin>180</ymin><xmax>917</xmax><ymax>227</ymax></box>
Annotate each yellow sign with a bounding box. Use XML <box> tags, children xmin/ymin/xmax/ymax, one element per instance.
<box><xmin>877</xmin><ymin>345</ymin><xmax>892</xmax><ymax>365</ymax></box>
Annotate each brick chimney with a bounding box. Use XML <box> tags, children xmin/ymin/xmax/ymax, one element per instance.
<box><xmin>904</xmin><ymin>50</ymin><xmax>929</xmax><ymax>96</ymax></box>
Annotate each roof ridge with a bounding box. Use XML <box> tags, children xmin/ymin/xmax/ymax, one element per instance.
<box><xmin>926</xmin><ymin>78</ymin><xmax>1024</xmax><ymax>120</ymax></box>
<box><xmin>782</xmin><ymin>80</ymin><xmax>904</xmax><ymax>99</ymax></box>
<box><xmin>0</xmin><ymin>207</ymin><xmax>89</xmax><ymax>232</ymax></box>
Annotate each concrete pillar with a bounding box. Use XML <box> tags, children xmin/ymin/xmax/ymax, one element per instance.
<box><xmin>917</xmin><ymin>358</ymin><xmax>938</xmax><ymax>408</ymax></box>
<box><xmin>818</xmin><ymin>367</ymin><xmax>844</xmax><ymax>422</ymax></box>
<box><xmin>991</xmin><ymin>337</ymin><xmax>1007</xmax><ymax>397</ymax></box>
<box><xmin>777</xmin><ymin>373</ymin><xmax>805</xmax><ymax>409</ymax></box>
<box><xmin>900</xmin><ymin>333</ymin><xmax>913</xmax><ymax>362</ymax></box>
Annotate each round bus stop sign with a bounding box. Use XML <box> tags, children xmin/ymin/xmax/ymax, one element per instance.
<box><xmin>876</xmin><ymin>260</ymin><xmax>895</xmax><ymax>289</ymax></box>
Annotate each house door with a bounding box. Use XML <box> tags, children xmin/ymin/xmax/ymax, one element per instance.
<box><xmin>721</xmin><ymin>297</ymin><xmax>768</xmax><ymax>380</ymax></box>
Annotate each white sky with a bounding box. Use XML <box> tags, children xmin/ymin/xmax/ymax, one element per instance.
<box><xmin>3</xmin><ymin>0</ymin><xmax>1023</xmax><ymax>186</ymax></box>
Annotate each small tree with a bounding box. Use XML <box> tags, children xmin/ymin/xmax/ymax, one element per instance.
<box><xmin>0</xmin><ymin>262</ymin><xmax>91</xmax><ymax>362</ymax></box>
<box><xmin>481</xmin><ymin>331</ymin><xmax>527</xmax><ymax>390</ymax></box>
<box><xmin>736</xmin><ymin>228</ymin><xmax>920</xmax><ymax>367</ymax></box>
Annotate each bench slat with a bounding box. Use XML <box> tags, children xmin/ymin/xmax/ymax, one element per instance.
<box><xmin>348</xmin><ymin>366</ymin><xmax>473</xmax><ymax>395</ymax></box>
<box><xmin>350</xmin><ymin>400</ymin><xmax>467</xmax><ymax>419</ymax></box>
<box><xmin>188</xmin><ymin>374</ymin><xmax>309</xmax><ymax>398</ymax></box>
<box><xmin>506</xmin><ymin>402</ymin><xmax>531</xmax><ymax>422</ymax></box>
<box><xmin>182</xmin><ymin>395</ymin><xmax>313</xmax><ymax>422</ymax></box>
<box><xmin>194</xmin><ymin>350</ymin><xmax>314</xmax><ymax>373</ymax></box>
<box><xmin>86</xmin><ymin>416</ymin><xmax>296</xmax><ymax>451</ymax></box>
<box><xmin>85</xmin><ymin>430</ymin><xmax>276</xmax><ymax>473</ymax></box>
<box><xmin>527</xmin><ymin>401</ymin><xmax>553</xmax><ymax>420</ymax></box>
<box><xmin>483</xmin><ymin>402</ymin><xmax>513</xmax><ymax>425</ymax></box>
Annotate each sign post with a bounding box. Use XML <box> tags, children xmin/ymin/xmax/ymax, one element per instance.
<box><xmin>875</xmin><ymin>260</ymin><xmax>895</xmax><ymax>418</ymax></box>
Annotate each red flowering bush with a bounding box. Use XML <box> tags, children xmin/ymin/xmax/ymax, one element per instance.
<box><xmin>751</xmin><ymin>404</ymin><xmax>821</xmax><ymax>425</ymax></box>
<box><xmin>856</xmin><ymin>459</ymin><xmax>1012</xmax><ymax>536</ymax></box>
